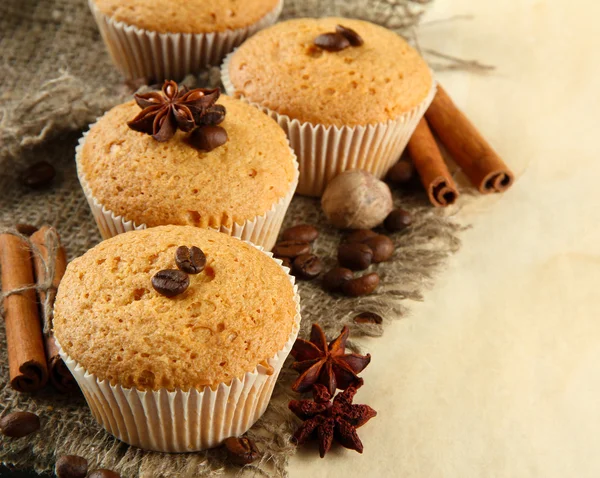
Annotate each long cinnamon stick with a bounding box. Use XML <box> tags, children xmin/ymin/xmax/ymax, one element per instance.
<box><xmin>30</xmin><ymin>226</ymin><xmax>76</xmax><ymax>393</ymax></box>
<box><xmin>425</xmin><ymin>85</ymin><xmax>514</xmax><ymax>194</ymax></box>
<box><xmin>408</xmin><ymin>118</ymin><xmax>459</xmax><ymax>207</ymax></box>
<box><xmin>0</xmin><ymin>233</ymin><xmax>48</xmax><ymax>392</ymax></box>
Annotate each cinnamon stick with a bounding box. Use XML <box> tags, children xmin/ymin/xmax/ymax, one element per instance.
<box><xmin>0</xmin><ymin>233</ymin><xmax>48</xmax><ymax>392</ymax></box>
<box><xmin>425</xmin><ymin>85</ymin><xmax>514</xmax><ymax>194</ymax></box>
<box><xmin>30</xmin><ymin>226</ymin><xmax>76</xmax><ymax>393</ymax></box>
<box><xmin>408</xmin><ymin>118</ymin><xmax>459</xmax><ymax>207</ymax></box>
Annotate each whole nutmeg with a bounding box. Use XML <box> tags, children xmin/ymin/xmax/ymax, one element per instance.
<box><xmin>321</xmin><ymin>170</ymin><xmax>393</xmax><ymax>230</ymax></box>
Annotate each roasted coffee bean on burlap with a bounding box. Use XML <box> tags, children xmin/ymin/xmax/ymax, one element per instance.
<box><xmin>343</xmin><ymin>272</ymin><xmax>380</xmax><ymax>297</ymax></box>
<box><xmin>354</xmin><ymin>312</ymin><xmax>383</xmax><ymax>325</ymax></box>
<box><xmin>224</xmin><ymin>436</ymin><xmax>260</xmax><ymax>465</ymax></box>
<box><xmin>322</xmin><ymin>267</ymin><xmax>354</xmax><ymax>292</ymax></box>
<box><xmin>89</xmin><ymin>470</ymin><xmax>121</xmax><ymax>478</ymax></box>
<box><xmin>15</xmin><ymin>224</ymin><xmax>39</xmax><ymax>236</ymax></box>
<box><xmin>55</xmin><ymin>455</ymin><xmax>88</xmax><ymax>478</ymax></box>
<box><xmin>338</xmin><ymin>243</ymin><xmax>373</xmax><ymax>270</ymax></box>
<box><xmin>187</xmin><ymin>125</ymin><xmax>228</xmax><ymax>152</ymax></box>
<box><xmin>273</xmin><ymin>240</ymin><xmax>311</xmax><ymax>259</ymax></box>
<box><xmin>20</xmin><ymin>161</ymin><xmax>56</xmax><ymax>189</ymax></box>
<box><xmin>384</xmin><ymin>208</ymin><xmax>413</xmax><ymax>232</ymax></box>
<box><xmin>0</xmin><ymin>411</ymin><xmax>40</xmax><ymax>438</ymax></box>
<box><xmin>314</xmin><ymin>32</ymin><xmax>350</xmax><ymax>51</ymax></box>
<box><xmin>387</xmin><ymin>159</ymin><xmax>414</xmax><ymax>185</ymax></box>
<box><xmin>344</xmin><ymin>229</ymin><xmax>378</xmax><ymax>244</ymax></box>
<box><xmin>151</xmin><ymin>269</ymin><xmax>190</xmax><ymax>297</ymax></box>
<box><xmin>292</xmin><ymin>253</ymin><xmax>323</xmax><ymax>280</ymax></box>
<box><xmin>364</xmin><ymin>235</ymin><xmax>395</xmax><ymax>263</ymax></box>
<box><xmin>282</xmin><ymin>224</ymin><xmax>319</xmax><ymax>243</ymax></box>
<box><xmin>175</xmin><ymin>246</ymin><xmax>206</xmax><ymax>274</ymax></box>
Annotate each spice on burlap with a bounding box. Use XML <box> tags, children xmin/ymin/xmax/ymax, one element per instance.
<box><xmin>0</xmin><ymin>0</ymin><xmax>464</xmax><ymax>476</ymax></box>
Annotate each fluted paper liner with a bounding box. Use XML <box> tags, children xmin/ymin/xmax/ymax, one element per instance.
<box><xmin>221</xmin><ymin>52</ymin><xmax>437</xmax><ymax>197</ymax></box>
<box><xmin>88</xmin><ymin>0</ymin><xmax>283</xmax><ymax>81</ymax></box>
<box><xmin>56</xmin><ymin>249</ymin><xmax>300</xmax><ymax>453</ymax></box>
<box><xmin>75</xmin><ymin>118</ymin><xmax>299</xmax><ymax>251</ymax></box>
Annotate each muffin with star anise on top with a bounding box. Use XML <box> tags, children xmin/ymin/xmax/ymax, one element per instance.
<box><xmin>76</xmin><ymin>80</ymin><xmax>298</xmax><ymax>251</ymax></box>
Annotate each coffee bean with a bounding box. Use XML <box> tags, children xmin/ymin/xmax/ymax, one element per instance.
<box><xmin>55</xmin><ymin>455</ymin><xmax>88</xmax><ymax>478</ymax></box>
<box><xmin>335</xmin><ymin>24</ymin><xmax>364</xmax><ymax>46</ymax></box>
<box><xmin>89</xmin><ymin>470</ymin><xmax>121</xmax><ymax>478</ymax></box>
<box><xmin>280</xmin><ymin>257</ymin><xmax>292</xmax><ymax>269</ymax></box>
<box><xmin>363</xmin><ymin>235</ymin><xmax>394</xmax><ymax>263</ymax></box>
<box><xmin>175</xmin><ymin>245</ymin><xmax>206</xmax><ymax>274</ymax></box>
<box><xmin>20</xmin><ymin>161</ymin><xmax>56</xmax><ymax>189</ymax></box>
<box><xmin>343</xmin><ymin>273</ymin><xmax>380</xmax><ymax>297</ymax></box>
<box><xmin>187</xmin><ymin>125</ymin><xmax>228</xmax><ymax>152</ymax></box>
<box><xmin>344</xmin><ymin>229</ymin><xmax>378</xmax><ymax>244</ymax></box>
<box><xmin>387</xmin><ymin>160</ymin><xmax>414</xmax><ymax>185</ymax></box>
<box><xmin>354</xmin><ymin>312</ymin><xmax>383</xmax><ymax>325</ymax></box>
<box><xmin>322</xmin><ymin>267</ymin><xmax>354</xmax><ymax>293</ymax></box>
<box><xmin>224</xmin><ymin>436</ymin><xmax>260</xmax><ymax>465</ymax></box>
<box><xmin>292</xmin><ymin>254</ymin><xmax>323</xmax><ymax>280</ymax></box>
<box><xmin>314</xmin><ymin>32</ymin><xmax>350</xmax><ymax>52</ymax></box>
<box><xmin>151</xmin><ymin>269</ymin><xmax>189</xmax><ymax>297</ymax></box>
<box><xmin>282</xmin><ymin>224</ymin><xmax>319</xmax><ymax>243</ymax></box>
<box><xmin>197</xmin><ymin>105</ymin><xmax>226</xmax><ymax>126</ymax></box>
<box><xmin>272</xmin><ymin>240</ymin><xmax>311</xmax><ymax>259</ymax></box>
<box><xmin>338</xmin><ymin>243</ymin><xmax>373</xmax><ymax>271</ymax></box>
<box><xmin>384</xmin><ymin>208</ymin><xmax>413</xmax><ymax>232</ymax></box>
<box><xmin>15</xmin><ymin>224</ymin><xmax>38</xmax><ymax>236</ymax></box>
<box><xmin>0</xmin><ymin>411</ymin><xmax>40</xmax><ymax>438</ymax></box>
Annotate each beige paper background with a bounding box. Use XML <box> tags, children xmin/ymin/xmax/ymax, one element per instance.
<box><xmin>288</xmin><ymin>0</ymin><xmax>600</xmax><ymax>476</ymax></box>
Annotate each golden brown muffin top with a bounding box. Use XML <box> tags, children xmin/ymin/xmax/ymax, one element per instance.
<box><xmin>79</xmin><ymin>95</ymin><xmax>296</xmax><ymax>229</ymax></box>
<box><xmin>92</xmin><ymin>0</ymin><xmax>281</xmax><ymax>34</ymax></box>
<box><xmin>53</xmin><ymin>226</ymin><xmax>298</xmax><ymax>391</ymax></box>
<box><xmin>227</xmin><ymin>17</ymin><xmax>433</xmax><ymax>126</ymax></box>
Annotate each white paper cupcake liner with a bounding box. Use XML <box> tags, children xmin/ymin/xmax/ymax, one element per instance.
<box><xmin>88</xmin><ymin>0</ymin><xmax>283</xmax><ymax>81</ymax></box>
<box><xmin>75</xmin><ymin>120</ymin><xmax>299</xmax><ymax>251</ymax></box>
<box><xmin>56</xmin><ymin>249</ymin><xmax>301</xmax><ymax>453</ymax></box>
<box><xmin>221</xmin><ymin>52</ymin><xmax>437</xmax><ymax>197</ymax></box>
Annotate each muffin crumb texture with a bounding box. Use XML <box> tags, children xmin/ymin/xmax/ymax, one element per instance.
<box><xmin>53</xmin><ymin>226</ymin><xmax>297</xmax><ymax>391</ymax></box>
<box><xmin>93</xmin><ymin>0</ymin><xmax>281</xmax><ymax>34</ymax></box>
<box><xmin>228</xmin><ymin>18</ymin><xmax>433</xmax><ymax>126</ymax></box>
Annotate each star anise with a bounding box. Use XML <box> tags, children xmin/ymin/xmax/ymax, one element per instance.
<box><xmin>289</xmin><ymin>382</ymin><xmax>377</xmax><ymax>457</ymax></box>
<box><xmin>291</xmin><ymin>324</ymin><xmax>370</xmax><ymax>396</ymax></box>
<box><xmin>127</xmin><ymin>80</ymin><xmax>220</xmax><ymax>142</ymax></box>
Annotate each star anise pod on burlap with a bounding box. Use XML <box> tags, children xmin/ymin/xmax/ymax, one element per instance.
<box><xmin>127</xmin><ymin>80</ymin><xmax>220</xmax><ymax>142</ymax></box>
<box><xmin>289</xmin><ymin>381</ymin><xmax>377</xmax><ymax>457</ymax></box>
<box><xmin>291</xmin><ymin>324</ymin><xmax>371</xmax><ymax>396</ymax></box>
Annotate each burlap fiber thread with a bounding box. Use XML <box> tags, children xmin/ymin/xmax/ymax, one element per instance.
<box><xmin>0</xmin><ymin>0</ymin><xmax>463</xmax><ymax>476</ymax></box>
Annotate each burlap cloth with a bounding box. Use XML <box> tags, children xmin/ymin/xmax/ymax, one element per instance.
<box><xmin>0</xmin><ymin>1</ymin><xmax>463</xmax><ymax>476</ymax></box>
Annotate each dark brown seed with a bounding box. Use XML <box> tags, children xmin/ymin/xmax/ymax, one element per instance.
<box><xmin>151</xmin><ymin>269</ymin><xmax>190</xmax><ymax>297</ymax></box>
<box><xmin>187</xmin><ymin>125</ymin><xmax>228</xmax><ymax>152</ymax></box>
<box><xmin>20</xmin><ymin>161</ymin><xmax>56</xmax><ymax>189</ymax></box>
<box><xmin>322</xmin><ymin>267</ymin><xmax>354</xmax><ymax>293</ymax></box>
<box><xmin>335</xmin><ymin>24</ymin><xmax>364</xmax><ymax>47</ymax></box>
<box><xmin>343</xmin><ymin>273</ymin><xmax>380</xmax><ymax>297</ymax></box>
<box><xmin>55</xmin><ymin>455</ymin><xmax>88</xmax><ymax>478</ymax></box>
<box><xmin>363</xmin><ymin>235</ymin><xmax>394</xmax><ymax>263</ymax></box>
<box><xmin>175</xmin><ymin>245</ymin><xmax>206</xmax><ymax>274</ymax></box>
<box><xmin>0</xmin><ymin>411</ymin><xmax>40</xmax><ymax>438</ymax></box>
<box><xmin>15</xmin><ymin>224</ymin><xmax>38</xmax><ymax>236</ymax></box>
<box><xmin>338</xmin><ymin>243</ymin><xmax>373</xmax><ymax>271</ymax></box>
<box><xmin>292</xmin><ymin>254</ymin><xmax>323</xmax><ymax>280</ymax></box>
<box><xmin>387</xmin><ymin>160</ymin><xmax>414</xmax><ymax>184</ymax></box>
<box><xmin>282</xmin><ymin>224</ymin><xmax>319</xmax><ymax>243</ymax></box>
<box><xmin>272</xmin><ymin>240</ymin><xmax>311</xmax><ymax>259</ymax></box>
<box><xmin>89</xmin><ymin>470</ymin><xmax>121</xmax><ymax>478</ymax></box>
<box><xmin>344</xmin><ymin>229</ymin><xmax>378</xmax><ymax>244</ymax></box>
<box><xmin>197</xmin><ymin>104</ymin><xmax>226</xmax><ymax>126</ymax></box>
<box><xmin>354</xmin><ymin>312</ymin><xmax>383</xmax><ymax>325</ymax></box>
<box><xmin>224</xmin><ymin>436</ymin><xmax>260</xmax><ymax>465</ymax></box>
<box><xmin>314</xmin><ymin>32</ymin><xmax>350</xmax><ymax>52</ymax></box>
<box><xmin>280</xmin><ymin>257</ymin><xmax>292</xmax><ymax>269</ymax></box>
<box><xmin>384</xmin><ymin>208</ymin><xmax>413</xmax><ymax>232</ymax></box>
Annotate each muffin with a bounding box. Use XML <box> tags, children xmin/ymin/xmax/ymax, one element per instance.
<box><xmin>222</xmin><ymin>17</ymin><xmax>436</xmax><ymax>196</ymax></box>
<box><xmin>53</xmin><ymin>226</ymin><xmax>301</xmax><ymax>452</ymax></box>
<box><xmin>77</xmin><ymin>89</ymin><xmax>298</xmax><ymax>250</ymax></box>
<box><xmin>88</xmin><ymin>0</ymin><xmax>283</xmax><ymax>81</ymax></box>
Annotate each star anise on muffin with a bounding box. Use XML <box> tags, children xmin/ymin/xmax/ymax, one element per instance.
<box><xmin>291</xmin><ymin>324</ymin><xmax>371</xmax><ymax>396</ymax></box>
<box><xmin>289</xmin><ymin>381</ymin><xmax>377</xmax><ymax>457</ymax></box>
<box><xmin>127</xmin><ymin>80</ymin><xmax>221</xmax><ymax>142</ymax></box>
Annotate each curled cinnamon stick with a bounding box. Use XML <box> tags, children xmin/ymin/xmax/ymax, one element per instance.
<box><xmin>408</xmin><ymin>118</ymin><xmax>459</xmax><ymax>207</ymax></box>
<box><xmin>425</xmin><ymin>85</ymin><xmax>514</xmax><ymax>194</ymax></box>
<box><xmin>30</xmin><ymin>226</ymin><xmax>76</xmax><ymax>393</ymax></box>
<box><xmin>0</xmin><ymin>233</ymin><xmax>48</xmax><ymax>392</ymax></box>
